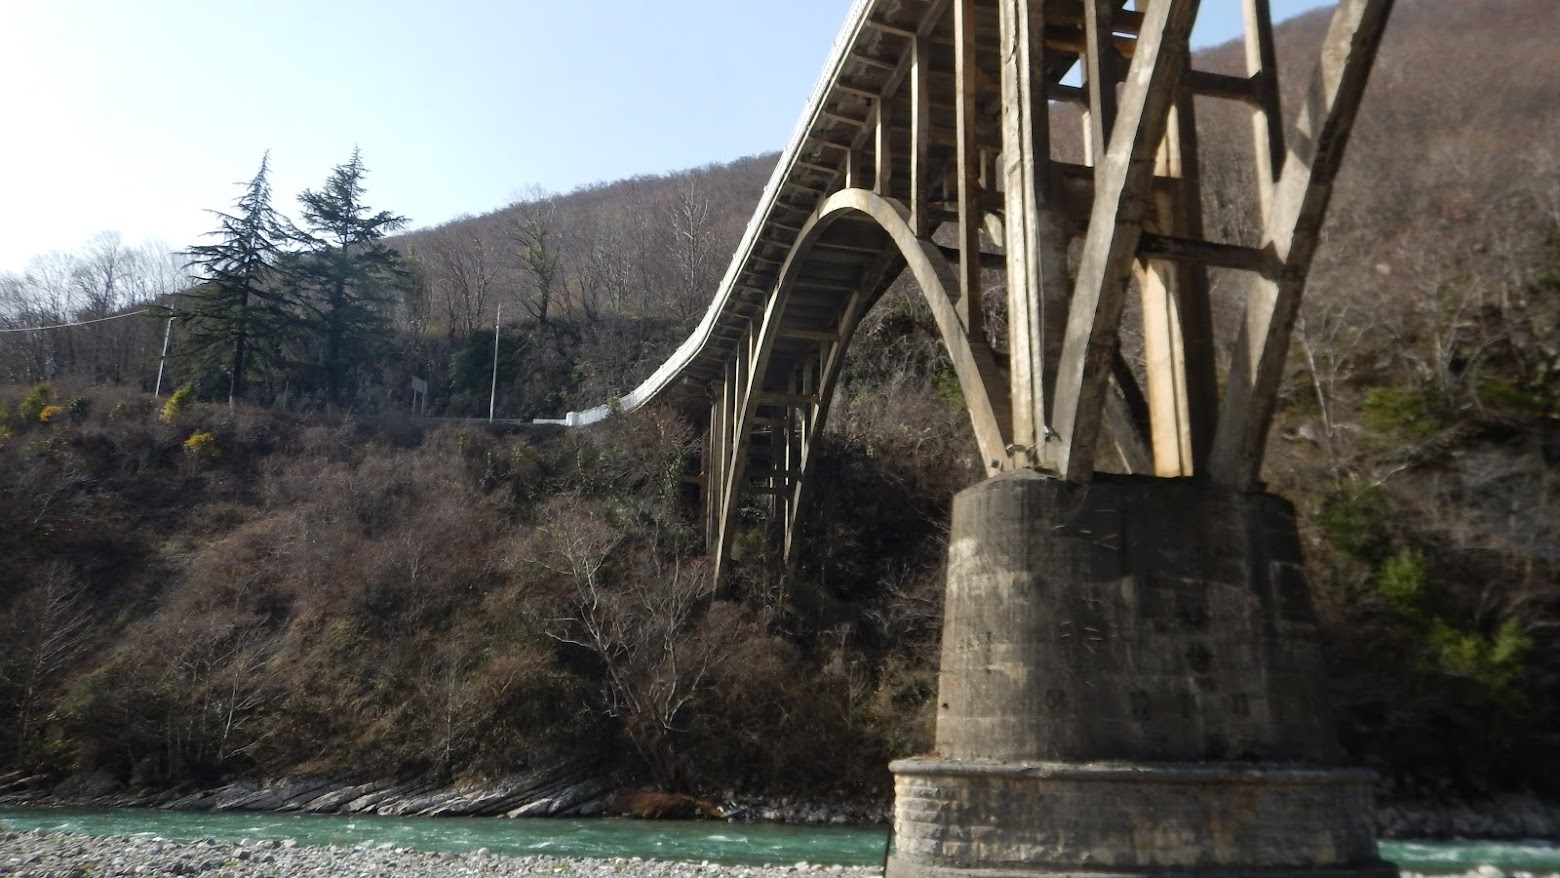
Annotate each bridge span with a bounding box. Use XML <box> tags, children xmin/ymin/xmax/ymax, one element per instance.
<box><xmin>546</xmin><ymin>3</ymin><xmax>1397</xmax><ymax>877</ymax></box>
<box><xmin>546</xmin><ymin>0</ymin><xmax>1391</xmax><ymax>577</ymax></box>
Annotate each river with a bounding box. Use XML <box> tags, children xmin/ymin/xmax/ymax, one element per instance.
<box><xmin>2</xmin><ymin>807</ymin><xmax>1558</xmax><ymax>873</ymax></box>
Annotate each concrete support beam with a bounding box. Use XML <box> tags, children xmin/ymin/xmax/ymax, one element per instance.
<box><xmin>998</xmin><ymin>0</ymin><xmax>1071</xmax><ymax>468</ymax></box>
<box><xmin>953</xmin><ymin>0</ymin><xmax>985</xmax><ymax>337</ymax></box>
<box><xmin>1050</xmin><ymin>0</ymin><xmax>1201</xmax><ymax>482</ymax></box>
<box><xmin>1210</xmin><ymin>0</ymin><xmax>1396</xmax><ymax>490</ymax></box>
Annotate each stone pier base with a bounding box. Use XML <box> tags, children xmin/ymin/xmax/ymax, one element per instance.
<box><xmin>886</xmin><ymin>472</ymin><xmax>1395</xmax><ymax>878</ymax></box>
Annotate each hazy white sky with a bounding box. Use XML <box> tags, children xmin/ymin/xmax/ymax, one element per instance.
<box><xmin>0</xmin><ymin>1</ymin><xmax>1332</xmax><ymax>274</ymax></box>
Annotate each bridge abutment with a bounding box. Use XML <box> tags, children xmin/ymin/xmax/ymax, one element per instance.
<box><xmin>887</xmin><ymin>471</ymin><xmax>1394</xmax><ymax>878</ymax></box>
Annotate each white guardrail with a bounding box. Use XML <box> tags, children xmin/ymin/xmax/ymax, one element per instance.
<box><xmin>535</xmin><ymin>0</ymin><xmax>876</xmax><ymax>427</ymax></box>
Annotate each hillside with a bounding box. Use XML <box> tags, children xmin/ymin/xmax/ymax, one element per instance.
<box><xmin>0</xmin><ymin>0</ymin><xmax>1556</xmax><ymax>806</ymax></box>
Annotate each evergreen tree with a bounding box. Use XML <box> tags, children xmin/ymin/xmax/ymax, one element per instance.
<box><xmin>179</xmin><ymin>153</ymin><xmax>294</xmax><ymax>404</ymax></box>
<box><xmin>289</xmin><ymin>149</ymin><xmax>409</xmax><ymax>406</ymax></box>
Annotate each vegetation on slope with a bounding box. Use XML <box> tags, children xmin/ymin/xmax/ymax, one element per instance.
<box><xmin>0</xmin><ymin>0</ymin><xmax>1555</xmax><ymax>804</ymax></box>
<box><xmin>0</xmin><ymin>379</ymin><xmax>966</xmax><ymax>798</ymax></box>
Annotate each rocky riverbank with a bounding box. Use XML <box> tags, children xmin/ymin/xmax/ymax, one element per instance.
<box><xmin>3</xmin><ymin>829</ymin><xmax>1558</xmax><ymax>878</ymax></box>
<box><xmin>1378</xmin><ymin>800</ymin><xmax>1560</xmax><ymax>840</ymax></box>
<box><xmin>0</xmin><ymin>769</ymin><xmax>890</xmax><ymax>826</ymax></box>
<box><xmin>0</xmin><ymin>828</ymin><xmax>884</xmax><ymax>878</ymax></box>
<box><xmin>2</xmin><ymin>768</ymin><xmax>1557</xmax><ymax>838</ymax></box>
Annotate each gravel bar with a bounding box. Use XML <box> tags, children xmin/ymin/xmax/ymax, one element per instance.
<box><xmin>7</xmin><ymin>829</ymin><xmax>1559</xmax><ymax>878</ymax></box>
<box><xmin>0</xmin><ymin>828</ymin><xmax>884</xmax><ymax>878</ymax></box>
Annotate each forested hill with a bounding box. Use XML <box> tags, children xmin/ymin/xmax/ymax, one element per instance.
<box><xmin>0</xmin><ymin>0</ymin><xmax>1555</xmax><ymax>805</ymax></box>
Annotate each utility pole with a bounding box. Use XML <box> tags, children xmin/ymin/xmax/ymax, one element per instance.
<box><xmin>489</xmin><ymin>304</ymin><xmax>501</xmax><ymax>422</ymax></box>
<box><xmin>154</xmin><ymin>314</ymin><xmax>175</xmax><ymax>397</ymax></box>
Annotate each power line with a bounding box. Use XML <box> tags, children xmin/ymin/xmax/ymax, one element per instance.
<box><xmin>0</xmin><ymin>309</ymin><xmax>156</xmax><ymax>333</ymax></box>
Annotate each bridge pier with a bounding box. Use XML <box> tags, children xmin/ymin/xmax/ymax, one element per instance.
<box><xmin>887</xmin><ymin>471</ymin><xmax>1395</xmax><ymax>878</ymax></box>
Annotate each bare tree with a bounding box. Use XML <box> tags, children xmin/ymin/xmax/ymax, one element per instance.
<box><xmin>667</xmin><ymin>175</ymin><xmax>718</xmax><ymax>325</ymax></box>
<box><xmin>208</xmin><ymin>626</ymin><xmax>281</xmax><ymax>763</ymax></box>
<box><xmin>531</xmin><ymin>496</ymin><xmax>735</xmax><ymax>789</ymax></box>
<box><xmin>425</xmin><ymin>222</ymin><xmax>500</xmax><ymax>338</ymax></box>
<box><xmin>510</xmin><ymin>191</ymin><xmax>563</xmax><ymax>325</ymax></box>
<box><xmin>156</xmin><ymin>613</ymin><xmax>282</xmax><ymax>773</ymax></box>
<box><xmin>394</xmin><ymin>245</ymin><xmax>433</xmax><ymax>333</ymax></box>
<box><xmin>121</xmin><ymin>242</ymin><xmax>187</xmax><ymax>308</ymax></box>
<box><xmin>72</xmin><ymin>232</ymin><xmax>132</xmax><ymax>319</ymax></box>
<box><xmin>3</xmin><ymin>563</ymin><xmax>94</xmax><ymax>761</ymax></box>
<box><xmin>561</xmin><ymin>210</ymin><xmax>626</xmax><ymax>323</ymax></box>
<box><xmin>1294</xmin><ymin>296</ymin><xmax>1369</xmax><ymax>485</ymax></box>
<box><xmin>415</xmin><ymin>638</ymin><xmax>482</xmax><ymax>775</ymax></box>
<box><xmin>623</xmin><ymin>181</ymin><xmax>673</xmax><ymax>316</ymax></box>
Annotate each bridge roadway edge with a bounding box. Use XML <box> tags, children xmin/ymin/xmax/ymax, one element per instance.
<box><xmin>535</xmin><ymin>0</ymin><xmax>878</xmax><ymax>429</ymax></box>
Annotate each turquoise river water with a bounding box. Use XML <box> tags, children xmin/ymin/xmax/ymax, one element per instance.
<box><xmin>2</xmin><ymin>807</ymin><xmax>1558</xmax><ymax>873</ymax></box>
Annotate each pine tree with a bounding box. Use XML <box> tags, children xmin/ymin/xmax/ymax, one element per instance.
<box><xmin>180</xmin><ymin>153</ymin><xmax>293</xmax><ymax>405</ymax></box>
<box><xmin>288</xmin><ymin>149</ymin><xmax>409</xmax><ymax>406</ymax></box>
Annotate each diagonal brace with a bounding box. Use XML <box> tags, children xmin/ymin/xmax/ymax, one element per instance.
<box><xmin>1048</xmin><ymin>0</ymin><xmax>1203</xmax><ymax>482</ymax></box>
<box><xmin>1210</xmin><ymin>0</ymin><xmax>1395</xmax><ymax>491</ymax></box>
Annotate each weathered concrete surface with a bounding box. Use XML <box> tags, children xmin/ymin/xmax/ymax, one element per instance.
<box><xmin>933</xmin><ymin>470</ymin><xmax>1337</xmax><ymax>763</ymax></box>
<box><xmin>890</xmin><ymin>761</ymin><xmax>1386</xmax><ymax>875</ymax></box>
<box><xmin>888</xmin><ymin>472</ymin><xmax>1394</xmax><ymax>878</ymax></box>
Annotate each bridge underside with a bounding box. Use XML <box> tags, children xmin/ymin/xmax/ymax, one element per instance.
<box><xmin>552</xmin><ymin>0</ymin><xmax>1390</xmax><ymax>572</ymax></box>
<box><xmin>582</xmin><ymin>0</ymin><xmax>1393</xmax><ymax>574</ymax></box>
<box><xmin>557</xmin><ymin>2</ymin><xmax>1398</xmax><ymax>875</ymax></box>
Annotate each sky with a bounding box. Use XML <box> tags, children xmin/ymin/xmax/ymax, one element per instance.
<box><xmin>0</xmin><ymin>0</ymin><xmax>1333</xmax><ymax>275</ymax></box>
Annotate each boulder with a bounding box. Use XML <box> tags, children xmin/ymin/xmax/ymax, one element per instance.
<box><xmin>345</xmin><ymin>782</ymin><xmax>420</xmax><ymax>813</ymax></box>
<box><xmin>548</xmin><ymin>777</ymin><xmax>616</xmax><ymax>816</ymax></box>
<box><xmin>301</xmin><ymin>781</ymin><xmax>388</xmax><ymax>813</ymax></box>
<box><xmin>506</xmin><ymin>797</ymin><xmax>556</xmax><ymax>818</ymax></box>
<box><xmin>371</xmin><ymin>781</ymin><xmax>444</xmax><ymax>815</ymax></box>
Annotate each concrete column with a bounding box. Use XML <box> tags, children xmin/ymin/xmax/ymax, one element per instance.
<box><xmin>887</xmin><ymin>471</ymin><xmax>1396</xmax><ymax>878</ymax></box>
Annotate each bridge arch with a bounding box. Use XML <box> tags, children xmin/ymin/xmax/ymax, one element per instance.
<box><xmin>705</xmin><ymin>187</ymin><xmax>1013</xmax><ymax>572</ymax></box>
<box><xmin>540</xmin><ymin>0</ymin><xmax>1390</xmax><ymax>579</ymax></box>
<box><xmin>770</xmin><ymin>184</ymin><xmax>1010</xmax><ymax>464</ymax></box>
<box><xmin>795</xmin><ymin>189</ymin><xmax>1009</xmax><ymax>466</ymax></box>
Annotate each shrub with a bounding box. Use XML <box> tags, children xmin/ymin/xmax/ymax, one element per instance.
<box><xmin>36</xmin><ymin>405</ymin><xmax>65</xmax><ymax>424</ymax></box>
<box><xmin>160</xmin><ymin>385</ymin><xmax>194</xmax><ymax>424</ymax></box>
<box><xmin>1361</xmin><ymin>385</ymin><xmax>1443</xmax><ymax>440</ymax></box>
<box><xmin>66</xmin><ymin>396</ymin><xmax>90</xmax><ymax>422</ymax></box>
<box><xmin>109</xmin><ymin>397</ymin><xmax>153</xmax><ymax>422</ymax></box>
<box><xmin>17</xmin><ymin>383</ymin><xmax>53</xmax><ymax>422</ymax></box>
<box><xmin>1426</xmin><ymin>616</ymin><xmax>1532</xmax><ymax>694</ymax></box>
<box><xmin>1375</xmin><ymin>547</ymin><xmax>1429</xmax><ymax>618</ymax></box>
<box><xmin>1478</xmin><ymin>378</ymin><xmax>1555</xmax><ymax>418</ymax></box>
<box><xmin>182</xmin><ymin>430</ymin><xmax>220</xmax><ymax>459</ymax></box>
<box><xmin>1314</xmin><ymin>486</ymin><xmax>1396</xmax><ymax>564</ymax></box>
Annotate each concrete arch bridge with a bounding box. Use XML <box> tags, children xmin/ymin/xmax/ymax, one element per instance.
<box><xmin>545</xmin><ymin>4</ymin><xmax>1397</xmax><ymax>877</ymax></box>
<box><xmin>546</xmin><ymin>0</ymin><xmax>1392</xmax><ymax>579</ymax></box>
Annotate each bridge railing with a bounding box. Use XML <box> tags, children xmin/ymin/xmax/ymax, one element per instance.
<box><xmin>537</xmin><ymin>0</ymin><xmax>875</xmax><ymax>428</ymax></box>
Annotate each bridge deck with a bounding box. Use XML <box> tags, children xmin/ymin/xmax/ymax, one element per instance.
<box><xmin>542</xmin><ymin>0</ymin><xmax>1393</xmax><ymax>574</ymax></box>
<box><xmin>557</xmin><ymin>0</ymin><xmax>1110</xmax><ymax>425</ymax></box>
